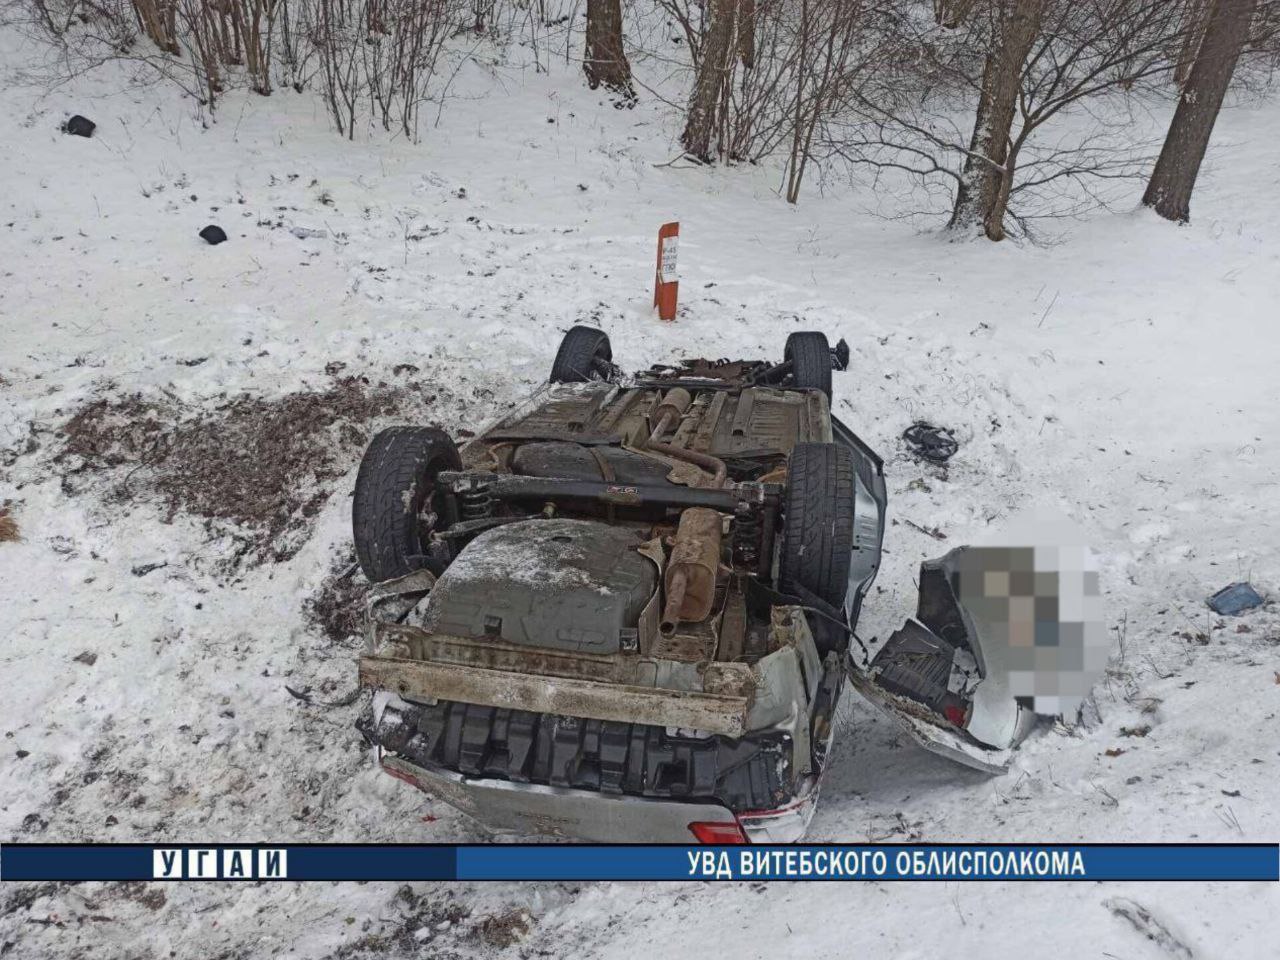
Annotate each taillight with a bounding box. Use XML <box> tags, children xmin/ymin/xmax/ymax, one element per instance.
<box><xmin>688</xmin><ymin>821</ymin><xmax>748</xmax><ymax>844</ymax></box>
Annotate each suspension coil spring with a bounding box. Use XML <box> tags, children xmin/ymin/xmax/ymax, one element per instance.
<box><xmin>731</xmin><ymin>506</ymin><xmax>762</xmax><ymax>568</ymax></box>
<box><xmin>460</xmin><ymin>484</ymin><xmax>493</xmax><ymax>520</ymax></box>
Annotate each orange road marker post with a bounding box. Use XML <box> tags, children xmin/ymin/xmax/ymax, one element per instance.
<box><xmin>654</xmin><ymin>222</ymin><xmax>679</xmax><ymax>321</ymax></box>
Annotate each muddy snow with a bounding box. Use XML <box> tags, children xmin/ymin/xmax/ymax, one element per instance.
<box><xmin>2</xmin><ymin>16</ymin><xmax>1279</xmax><ymax>960</ymax></box>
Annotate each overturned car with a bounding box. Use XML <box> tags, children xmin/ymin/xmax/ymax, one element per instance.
<box><xmin>352</xmin><ymin>328</ymin><xmax>1050</xmax><ymax>843</ymax></box>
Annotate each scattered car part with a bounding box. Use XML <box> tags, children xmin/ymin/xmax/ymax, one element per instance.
<box><xmin>1207</xmin><ymin>581</ymin><xmax>1264</xmax><ymax>615</ymax></box>
<box><xmin>64</xmin><ymin>115</ymin><xmax>95</xmax><ymax>138</ymax></box>
<box><xmin>199</xmin><ymin>225</ymin><xmax>228</xmax><ymax>245</ymax></box>
<box><xmin>851</xmin><ymin>539</ymin><xmax>1109</xmax><ymax>772</ymax></box>
<box><xmin>902</xmin><ymin>421</ymin><xmax>959</xmax><ymax>464</ymax></box>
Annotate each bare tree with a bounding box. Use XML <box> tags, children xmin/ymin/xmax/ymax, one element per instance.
<box><xmin>781</xmin><ymin>0</ymin><xmax>868</xmax><ymax>202</ymax></box>
<box><xmin>948</xmin><ymin>0</ymin><xmax>1047</xmax><ymax>239</ymax></box>
<box><xmin>652</xmin><ymin>0</ymin><xmax>707</xmax><ymax>69</ymax></box>
<box><xmin>664</xmin><ymin>0</ymin><xmax>886</xmax><ymax>195</ymax></box>
<box><xmin>584</xmin><ymin>0</ymin><xmax>633</xmax><ymax>94</ymax></box>
<box><xmin>681</xmin><ymin>0</ymin><xmax>736</xmax><ymax>159</ymax></box>
<box><xmin>829</xmin><ymin>0</ymin><xmax>1193</xmax><ymax>238</ymax></box>
<box><xmin>1143</xmin><ymin>0</ymin><xmax>1259</xmax><ymax>222</ymax></box>
<box><xmin>16</xmin><ymin>0</ymin><xmax>566</xmax><ymax>130</ymax></box>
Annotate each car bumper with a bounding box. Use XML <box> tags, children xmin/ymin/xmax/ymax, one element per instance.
<box><xmin>380</xmin><ymin>751</ymin><xmax>819</xmax><ymax>844</ymax></box>
<box><xmin>381</xmin><ymin>752</ymin><xmax>737</xmax><ymax>843</ymax></box>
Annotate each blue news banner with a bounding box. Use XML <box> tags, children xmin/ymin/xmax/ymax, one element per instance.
<box><xmin>1</xmin><ymin>844</ymin><xmax>1276</xmax><ymax>882</ymax></box>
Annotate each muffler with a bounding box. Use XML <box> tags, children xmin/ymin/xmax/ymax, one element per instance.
<box><xmin>660</xmin><ymin>507</ymin><xmax>722</xmax><ymax>635</ymax></box>
<box><xmin>644</xmin><ymin>389</ymin><xmax>728</xmax><ymax>488</ymax></box>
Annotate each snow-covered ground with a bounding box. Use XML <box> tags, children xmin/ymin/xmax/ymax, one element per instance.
<box><xmin>2</xmin><ymin>17</ymin><xmax>1279</xmax><ymax>959</ymax></box>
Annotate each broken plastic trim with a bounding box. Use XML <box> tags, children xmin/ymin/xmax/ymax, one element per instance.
<box><xmin>832</xmin><ymin>338</ymin><xmax>851</xmax><ymax>371</ymax></box>
<box><xmin>735</xmin><ymin>781</ymin><xmax>821</xmax><ymax>844</ymax></box>
<box><xmin>850</xmin><ymin>547</ymin><xmax>1041</xmax><ymax>769</ymax></box>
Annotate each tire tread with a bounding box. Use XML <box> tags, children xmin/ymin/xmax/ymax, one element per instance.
<box><xmin>550</xmin><ymin>326</ymin><xmax>612</xmax><ymax>383</ymax></box>
<box><xmin>352</xmin><ymin>426</ymin><xmax>460</xmax><ymax>582</ymax></box>
<box><xmin>779</xmin><ymin>442</ymin><xmax>855</xmax><ymax>609</ymax></box>
<box><xmin>786</xmin><ymin>331</ymin><xmax>833</xmax><ymax>399</ymax></box>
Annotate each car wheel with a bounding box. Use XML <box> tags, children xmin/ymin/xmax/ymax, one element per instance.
<box><xmin>353</xmin><ymin>426</ymin><xmax>462</xmax><ymax>583</ymax></box>
<box><xmin>779</xmin><ymin>442</ymin><xmax>854</xmax><ymax>651</ymax></box>
<box><xmin>785</xmin><ymin>331</ymin><xmax>832</xmax><ymax>400</ymax></box>
<box><xmin>550</xmin><ymin>326</ymin><xmax>612</xmax><ymax>383</ymax></box>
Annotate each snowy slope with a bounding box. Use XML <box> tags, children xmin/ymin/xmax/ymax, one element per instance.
<box><xmin>2</xmin><ymin>18</ymin><xmax>1279</xmax><ymax>960</ymax></box>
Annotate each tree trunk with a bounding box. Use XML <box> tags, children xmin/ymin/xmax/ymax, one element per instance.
<box><xmin>737</xmin><ymin>0</ymin><xmax>756</xmax><ymax>69</ymax></box>
<box><xmin>1143</xmin><ymin>0</ymin><xmax>1257</xmax><ymax>223</ymax></box>
<box><xmin>986</xmin><ymin>138</ymin><xmax>1023</xmax><ymax>236</ymax></box>
<box><xmin>1174</xmin><ymin>0</ymin><xmax>1212</xmax><ymax>86</ymax></box>
<box><xmin>133</xmin><ymin>0</ymin><xmax>180</xmax><ymax>55</ymax></box>
<box><xmin>680</xmin><ymin>0</ymin><xmax>736</xmax><ymax>161</ymax></box>
<box><xmin>584</xmin><ymin>0</ymin><xmax>632</xmax><ymax>95</ymax></box>
<box><xmin>947</xmin><ymin>0</ymin><xmax>1045</xmax><ymax>241</ymax></box>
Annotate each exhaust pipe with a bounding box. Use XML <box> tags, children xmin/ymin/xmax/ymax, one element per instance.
<box><xmin>645</xmin><ymin>389</ymin><xmax>728</xmax><ymax>488</ymax></box>
<box><xmin>660</xmin><ymin>507</ymin><xmax>722</xmax><ymax>635</ymax></box>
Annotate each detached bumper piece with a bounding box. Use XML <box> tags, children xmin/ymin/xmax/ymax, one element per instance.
<box><xmin>360</xmin><ymin>697</ymin><xmax>793</xmax><ymax>814</ymax></box>
<box><xmin>872</xmin><ymin>619</ymin><xmax>968</xmax><ymax>725</ymax></box>
<box><xmin>848</xmin><ymin>547</ymin><xmax>1041</xmax><ymax>774</ymax></box>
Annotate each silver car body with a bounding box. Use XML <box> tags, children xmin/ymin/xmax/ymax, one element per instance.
<box><xmin>356</xmin><ymin>369</ymin><xmax>1055</xmax><ymax>841</ymax></box>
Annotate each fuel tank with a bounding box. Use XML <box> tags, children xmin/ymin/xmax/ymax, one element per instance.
<box><xmin>419</xmin><ymin>518</ymin><xmax>658</xmax><ymax>655</ymax></box>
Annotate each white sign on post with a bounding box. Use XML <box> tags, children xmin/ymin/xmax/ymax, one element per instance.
<box><xmin>659</xmin><ymin>235</ymin><xmax>679</xmax><ymax>283</ymax></box>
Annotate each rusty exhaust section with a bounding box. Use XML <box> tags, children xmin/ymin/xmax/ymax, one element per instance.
<box><xmin>649</xmin><ymin>387</ymin><xmax>691</xmax><ymax>440</ymax></box>
<box><xmin>645</xmin><ymin>388</ymin><xmax>728</xmax><ymax>488</ymax></box>
<box><xmin>646</xmin><ymin>390</ymin><xmax>727</xmax><ymax>633</ymax></box>
<box><xmin>660</xmin><ymin>507</ymin><xmax>722</xmax><ymax>636</ymax></box>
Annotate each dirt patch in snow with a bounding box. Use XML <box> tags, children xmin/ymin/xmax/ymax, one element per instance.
<box><xmin>0</xmin><ymin>880</ymin><xmax>77</xmax><ymax>916</ymax></box>
<box><xmin>471</xmin><ymin>907</ymin><xmax>535</xmax><ymax>949</ymax></box>
<box><xmin>0</xmin><ymin>504</ymin><xmax>18</xmax><ymax>542</ymax></box>
<box><xmin>316</xmin><ymin>896</ymin><xmax>534</xmax><ymax>957</ymax></box>
<box><xmin>56</xmin><ymin>376</ymin><xmax>453</xmax><ymax>569</ymax></box>
<box><xmin>306</xmin><ymin>554</ymin><xmax>368</xmax><ymax>645</ymax></box>
<box><xmin>59</xmin><ymin>394</ymin><xmax>171</xmax><ymax>474</ymax></box>
<box><xmin>318</xmin><ymin>887</ymin><xmax>475</xmax><ymax>959</ymax></box>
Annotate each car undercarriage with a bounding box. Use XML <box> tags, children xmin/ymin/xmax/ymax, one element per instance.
<box><xmin>351</xmin><ymin>328</ymin><xmax>1042</xmax><ymax>842</ymax></box>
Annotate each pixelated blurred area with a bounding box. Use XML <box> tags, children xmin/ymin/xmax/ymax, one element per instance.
<box><xmin>952</xmin><ymin>523</ymin><xmax>1108</xmax><ymax>717</ymax></box>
